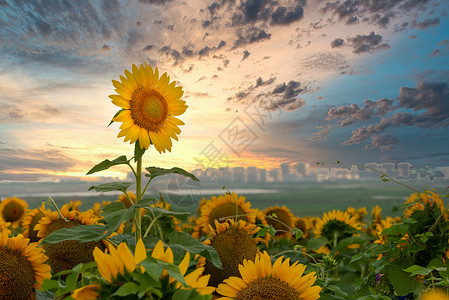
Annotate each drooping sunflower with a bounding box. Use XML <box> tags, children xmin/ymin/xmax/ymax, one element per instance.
<box><xmin>110</xmin><ymin>63</ymin><xmax>187</xmax><ymax>153</ymax></box>
<box><xmin>216</xmin><ymin>251</ymin><xmax>321</xmax><ymax>300</ymax></box>
<box><xmin>314</xmin><ymin>209</ymin><xmax>362</xmax><ymax>254</ymax></box>
<box><xmin>197</xmin><ymin>219</ymin><xmax>262</xmax><ymax>287</ymax></box>
<box><xmin>0</xmin><ymin>196</ymin><xmax>28</xmax><ymax>228</ymax></box>
<box><xmin>261</xmin><ymin>205</ymin><xmax>295</xmax><ymax>238</ymax></box>
<box><xmin>194</xmin><ymin>193</ymin><xmax>258</xmax><ymax>238</ymax></box>
<box><xmin>0</xmin><ymin>228</ymin><xmax>52</xmax><ymax>299</ymax></box>
<box><xmin>35</xmin><ymin>204</ymin><xmax>107</xmax><ymax>274</ymax></box>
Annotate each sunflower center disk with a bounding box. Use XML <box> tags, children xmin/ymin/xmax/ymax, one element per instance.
<box><xmin>205</xmin><ymin>229</ymin><xmax>258</xmax><ymax>286</ymax></box>
<box><xmin>208</xmin><ymin>203</ymin><xmax>248</xmax><ymax>228</ymax></box>
<box><xmin>236</xmin><ymin>277</ymin><xmax>299</xmax><ymax>300</ymax></box>
<box><xmin>131</xmin><ymin>88</ymin><xmax>168</xmax><ymax>132</ymax></box>
<box><xmin>0</xmin><ymin>248</ymin><xmax>36</xmax><ymax>299</ymax></box>
<box><xmin>3</xmin><ymin>202</ymin><xmax>25</xmax><ymax>222</ymax></box>
<box><xmin>265</xmin><ymin>208</ymin><xmax>292</xmax><ymax>233</ymax></box>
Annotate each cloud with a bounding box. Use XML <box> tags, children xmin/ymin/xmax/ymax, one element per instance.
<box><xmin>364</xmin><ymin>135</ymin><xmax>400</xmax><ymax>152</ymax></box>
<box><xmin>265</xmin><ymin>81</ymin><xmax>306</xmax><ymax>111</ymax></box>
<box><xmin>330</xmin><ymin>38</ymin><xmax>344</xmax><ymax>48</ymax></box>
<box><xmin>411</xmin><ymin>18</ymin><xmax>440</xmax><ymax>29</ymax></box>
<box><xmin>232</xmin><ymin>27</ymin><xmax>271</xmax><ymax>49</ymax></box>
<box><xmin>347</xmin><ymin>31</ymin><xmax>390</xmax><ymax>54</ymax></box>
<box><xmin>327</xmin><ymin>81</ymin><xmax>449</xmax><ymax>149</ymax></box>
<box><xmin>319</xmin><ymin>0</ymin><xmax>432</xmax><ymax>28</ymax></box>
<box><xmin>242</xmin><ymin>49</ymin><xmax>251</xmax><ymax>60</ymax></box>
<box><xmin>271</xmin><ymin>5</ymin><xmax>304</xmax><ymax>25</ymax></box>
<box><xmin>0</xmin><ymin>147</ymin><xmax>77</xmax><ymax>172</ymax></box>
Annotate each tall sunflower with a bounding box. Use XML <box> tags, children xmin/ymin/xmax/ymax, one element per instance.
<box><xmin>0</xmin><ymin>196</ymin><xmax>28</xmax><ymax>228</ymax></box>
<box><xmin>194</xmin><ymin>193</ymin><xmax>258</xmax><ymax>238</ymax></box>
<box><xmin>404</xmin><ymin>191</ymin><xmax>447</xmax><ymax>219</ymax></box>
<box><xmin>35</xmin><ymin>204</ymin><xmax>106</xmax><ymax>274</ymax></box>
<box><xmin>110</xmin><ymin>63</ymin><xmax>187</xmax><ymax>153</ymax></box>
<box><xmin>197</xmin><ymin>219</ymin><xmax>262</xmax><ymax>287</ymax></box>
<box><xmin>216</xmin><ymin>251</ymin><xmax>321</xmax><ymax>300</ymax></box>
<box><xmin>22</xmin><ymin>203</ymin><xmax>51</xmax><ymax>243</ymax></box>
<box><xmin>0</xmin><ymin>228</ymin><xmax>52</xmax><ymax>299</ymax></box>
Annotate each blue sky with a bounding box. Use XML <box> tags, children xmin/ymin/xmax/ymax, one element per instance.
<box><xmin>0</xmin><ymin>0</ymin><xmax>448</xmax><ymax>181</ymax></box>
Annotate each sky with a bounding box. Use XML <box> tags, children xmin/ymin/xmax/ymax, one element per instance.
<box><xmin>0</xmin><ymin>0</ymin><xmax>448</xmax><ymax>182</ymax></box>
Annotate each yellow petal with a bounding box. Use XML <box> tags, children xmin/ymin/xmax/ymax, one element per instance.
<box><xmin>135</xmin><ymin>238</ymin><xmax>147</xmax><ymax>264</ymax></box>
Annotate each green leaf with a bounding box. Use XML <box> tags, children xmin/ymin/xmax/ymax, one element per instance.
<box><xmin>41</xmin><ymin>224</ymin><xmax>107</xmax><ymax>244</ymax></box>
<box><xmin>113</xmin><ymin>282</ymin><xmax>139</xmax><ymax>296</ymax></box>
<box><xmin>145</xmin><ymin>206</ymin><xmax>190</xmax><ymax>221</ymax></box>
<box><xmin>403</xmin><ymin>265</ymin><xmax>433</xmax><ymax>276</ymax></box>
<box><xmin>156</xmin><ymin>260</ymin><xmax>187</xmax><ymax>286</ymax></box>
<box><xmin>108</xmin><ymin>109</ymin><xmax>124</xmax><ymax>127</ymax></box>
<box><xmin>145</xmin><ymin>166</ymin><xmax>199</xmax><ymax>181</ymax></box>
<box><xmin>86</xmin><ymin>155</ymin><xmax>129</xmax><ymax>175</ymax></box>
<box><xmin>306</xmin><ymin>237</ymin><xmax>329</xmax><ymax>251</ymax></box>
<box><xmin>35</xmin><ymin>290</ymin><xmax>56</xmax><ymax>300</ymax></box>
<box><xmin>292</xmin><ymin>228</ymin><xmax>304</xmax><ymax>240</ymax></box>
<box><xmin>381</xmin><ymin>224</ymin><xmax>408</xmax><ymax>236</ymax></box>
<box><xmin>88</xmin><ymin>181</ymin><xmax>134</xmax><ymax>193</ymax></box>
<box><xmin>40</xmin><ymin>279</ymin><xmax>60</xmax><ymax>292</ymax></box>
<box><xmin>140</xmin><ymin>258</ymin><xmax>165</xmax><ymax>281</ymax></box>
<box><xmin>134</xmin><ymin>140</ymin><xmax>146</xmax><ymax>162</ymax></box>
<box><xmin>101</xmin><ymin>202</ymin><xmax>134</xmax><ymax>234</ymax></box>
<box><xmin>386</xmin><ymin>261</ymin><xmax>424</xmax><ymax>296</ymax></box>
<box><xmin>168</xmin><ymin>231</ymin><xmax>222</xmax><ymax>269</ymax></box>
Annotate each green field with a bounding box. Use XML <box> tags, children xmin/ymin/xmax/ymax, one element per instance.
<box><xmin>20</xmin><ymin>180</ymin><xmax>447</xmax><ymax>218</ymax></box>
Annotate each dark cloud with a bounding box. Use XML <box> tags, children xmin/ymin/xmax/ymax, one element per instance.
<box><xmin>232</xmin><ymin>27</ymin><xmax>271</xmax><ymax>49</ymax></box>
<box><xmin>411</xmin><ymin>18</ymin><xmax>440</xmax><ymax>29</ymax></box>
<box><xmin>347</xmin><ymin>31</ymin><xmax>390</xmax><ymax>54</ymax></box>
<box><xmin>242</xmin><ymin>49</ymin><xmax>251</xmax><ymax>60</ymax></box>
<box><xmin>330</xmin><ymin>38</ymin><xmax>344</xmax><ymax>48</ymax></box>
<box><xmin>265</xmin><ymin>81</ymin><xmax>306</xmax><ymax>111</ymax></box>
<box><xmin>101</xmin><ymin>44</ymin><xmax>111</xmax><ymax>51</ymax></box>
<box><xmin>271</xmin><ymin>5</ymin><xmax>304</xmax><ymax>25</ymax></box>
<box><xmin>320</xmin><ymin>0</ymin><xmax>431</xmax><ymax>28</ymax></box>
<box><xmin>143</xmin><ymin>44</ymin><xmax>154</xmax><ymax>51</ymax></box>
<box><xmin>328</xmin><ymin>81</ymin><xmax>449</xmax><ymax>149</ymax></box>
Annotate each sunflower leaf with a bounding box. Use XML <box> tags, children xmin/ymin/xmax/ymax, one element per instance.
<box><xmin>113</xmin><ymin>282</ymin><xmax>139</xmax><ymax>296</ymax></box>
<box><xmin>88</xmin><ymin>181</ymin><xmax>134</xmax><ymax>193</ymax></box>
<box><xmin>41</xmin><ymin>224</ymin><xmax>108</xmax><ymax>244</ymax></box>
<box><xmin>168</xmin><ymin>231</ymin><xmax>222</xmax><ymax>269</ymax></box>
<box><xmin>86</xmin><ymin>155</ymin><xmax>130</xmax><ymax>175</ymax></box>
<box><xmin>107</xmin><ymin>109</ymin><xmax>124</xmax><ymax>127</ymax></box>
<box><xmin>145</xmin><ymin>166</ymin><xmax>200</xmax><ymax>181</ymax></box>
<box><xmin>134</xmin><ymin>140</ymin><xmax>146</xmax><ymax>162</ymax></box>
<box><xmin>144</xmin><ymin>206</ymin><xmax>190</xmax><ymax>221</ymax></box>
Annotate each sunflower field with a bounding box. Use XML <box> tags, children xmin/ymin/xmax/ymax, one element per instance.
<box><xmin>1</xmin><ymin>63</ymin><xmax>449</xmax><ymax>300</ymax></box>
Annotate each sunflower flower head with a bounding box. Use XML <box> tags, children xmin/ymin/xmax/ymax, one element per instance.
<box><xmin>22</xmin><ymin>203</ymin><xmax>52</xmax><ymax>243</ymax></box>
<box><xmin>0</xmin><ymin>196</ymin><xmax>28</xmax><ymax>228</ymax></box>
<box><xmin>0</xmin><ymin>228</ymin><xmax>52</xmax><ymax>299</ymax></box>
<box><xmin>216</xmin><ymin>251</ymin><xmax>321</xmax><ymax>300</ymax></box>
<box><xmin>110</xmin><ymin>63</ymin><xmax>187</xmax><ymax>153</ymax></box>
<box><xmin>404</xmin><ymin>191</ymin><xmax>447</xmax><ymax>220</ymax></box>
<box><xmin>419</xmin><ymin>290</ymin><xmax>449</xmax><ymax>300</ymax></box>
<box><xmin>314</xmin><ymin>209</ymin><xmax>361</xmax><ymax>253</ymax></box>
<box><xmin>35</xmin><ymin>204</ymin><xmax>106</xmax><ymax>274</ymax></box>
<box><xmin>194</xmin><ymin>193</ymin><xmax>258</xmax><ymax>238</ymax></box>
<box><xmin>197</xmin><ymin>219</ymin><xmax>261</xmax><ymax>287</ymax></box>
<box><xmin>151</xmin><ymin>240</ymin><xmax>215</xmax><ymax>295</ymax></box>
<box><xmin>261</xmin><ymin>205</ymin><xmax>295</xmax><ymax>238</ymax></box>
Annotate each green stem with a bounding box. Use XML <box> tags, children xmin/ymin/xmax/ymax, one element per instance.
<box><xmin>143</xmin><ymin>215</ymin><xmax>163</xmax><ymax>238</ymax></box>
<box><xmin>105</xmin><ymin>237</ymin><xmax>119</xmax><ymax>248</ymax></box>
<box><xmin>47</xmin><ymin>197</ymin><xmax>69</xmax><ymax>222</ymax></box>
<box><xmin>135</xmin><ymin>157</ymin><xmax>143</xmax><ymax>242</ymax></box>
